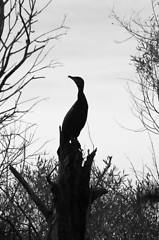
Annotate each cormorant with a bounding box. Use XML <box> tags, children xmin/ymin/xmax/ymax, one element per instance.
<box><xmin>61</xmin><ymin>76</ymin><xmax>88</xmax><ymax>143</ymax></box>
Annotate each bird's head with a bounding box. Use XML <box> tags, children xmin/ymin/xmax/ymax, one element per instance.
<box><xmin>68</xmin><ymin>76</ymin><xmax>84</xmax><ymax>91</ymax></box>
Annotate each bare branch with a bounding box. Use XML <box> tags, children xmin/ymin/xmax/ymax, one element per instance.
<box><xmin>0</xmin><ymin>1</ymin><xmax>67</xmax><ymax>237</ymax></box>
<box><xmin>10</xmin><ymin>165</ymin><xmax>50</xmax><ymax>221</ymax></box>
<box><xmin>111</xmin><ymin>0</ymin><xmax>159</xmax><ymax>134</ymax></box>
<box><xmin>0</xmin><ymin>0</ymin><xmax>4</xmax><ymax>39</ymax></box>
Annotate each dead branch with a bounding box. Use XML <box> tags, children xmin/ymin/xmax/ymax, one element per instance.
<box><xmin>10</xmin><ymin>165</ymin><xmax>50</xmax><ymax>222</ymax></box>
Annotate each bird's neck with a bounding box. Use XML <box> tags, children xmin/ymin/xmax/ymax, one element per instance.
<box><xmin>77</xmin><ymin>89</ymin><xmax>87</xmax><ymax>106</ymax></box>
<box><xmin>78</xmin><ymin>89</ymin><xmax>84</xmax><ymax>98</ymax></box>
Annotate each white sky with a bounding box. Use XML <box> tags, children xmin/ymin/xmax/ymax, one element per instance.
<box><xmin>23</xmin><ymin>0</ymin><xmax>156</xmax><ymax>176</ymax></box>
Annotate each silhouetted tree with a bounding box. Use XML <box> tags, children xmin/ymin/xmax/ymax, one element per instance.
<box><xmin>0</xmin><ymin>0</ymin><xmax>66</xmax><ymax>238</ymax></box>
<box><xmin>111</xmin><ymin>0</ymin><xmax>159</xmax><ymax>228</ymax></box>
<box><xmin>111</xmin><ymin>0</ymin><xmax>159</xmax><ymax>134</ymax></box>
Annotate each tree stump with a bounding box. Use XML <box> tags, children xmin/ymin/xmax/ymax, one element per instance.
<box><xmin>47</xmin><ymin>128</ymin><xmax>107</xmax><ymax>240</ymax></box>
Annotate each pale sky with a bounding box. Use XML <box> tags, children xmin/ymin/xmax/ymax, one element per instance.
<box><xmin>23</xmin><ymin>0</ymin><xmax>155</xmax><ymax>175</ymax></box>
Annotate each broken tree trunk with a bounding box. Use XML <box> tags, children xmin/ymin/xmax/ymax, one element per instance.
<box><xmin>47</xmin><ymin>128</ymin><xmax>107</xmax><ymax>240</ymax></box>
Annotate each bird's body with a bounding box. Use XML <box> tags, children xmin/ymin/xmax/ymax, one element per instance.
<box><xmin>62</xmin><ymin>76</ymin><xmax>88</xmax><ymax>143</ymax></box>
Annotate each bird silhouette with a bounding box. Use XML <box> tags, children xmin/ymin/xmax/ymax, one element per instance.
<box><xmin>61</xmin><ymin>76</ymin><xmax>88</xmax><ymax>143</ymax></box>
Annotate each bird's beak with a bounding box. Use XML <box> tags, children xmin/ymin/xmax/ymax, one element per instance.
<box><xmin>68</xmin><ymin>75</ymin><xmax>77</xmax><ymax>84</ymax></box>
<box><xmin>68</xmin><ymin>75</ymin><xmax>74</xmax><ymax>80</ymax></box>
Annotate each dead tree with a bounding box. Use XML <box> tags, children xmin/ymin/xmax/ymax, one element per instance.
<box><xmin>48</xmin><ymin>130</ymin><xmax>108</xmax><ymax>240</ymax></box>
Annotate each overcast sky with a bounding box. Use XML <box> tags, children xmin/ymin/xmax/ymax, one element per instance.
<box><xmin>24</xmin><ymin>0</ymin><xmax>155</xmax><ymax>175</ymax></box>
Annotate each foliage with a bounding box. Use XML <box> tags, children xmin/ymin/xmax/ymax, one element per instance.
<box><xmin>1</xmin><ymin>155</ymin><xmax>159</xmax><ymax>240</ymax></box>
<box><xmin>105</xmin><ymin>1</ymin><xmax>159</xmax><ymax>238</ymax></box>
<box><xmin>88</xmin><ymin>166</ymin><xmax>159</xmax><ymax>240</ymax></box>
<box><xmin>0</xmin><ymin>156</ymin><xmax>57</xmax><ymax>240</ymax></box>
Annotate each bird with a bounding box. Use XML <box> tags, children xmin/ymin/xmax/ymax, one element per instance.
<box><xmin>61</xmin><ymin>76</ymin><xmax>88</xmax><ymax>143</ymax></box>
